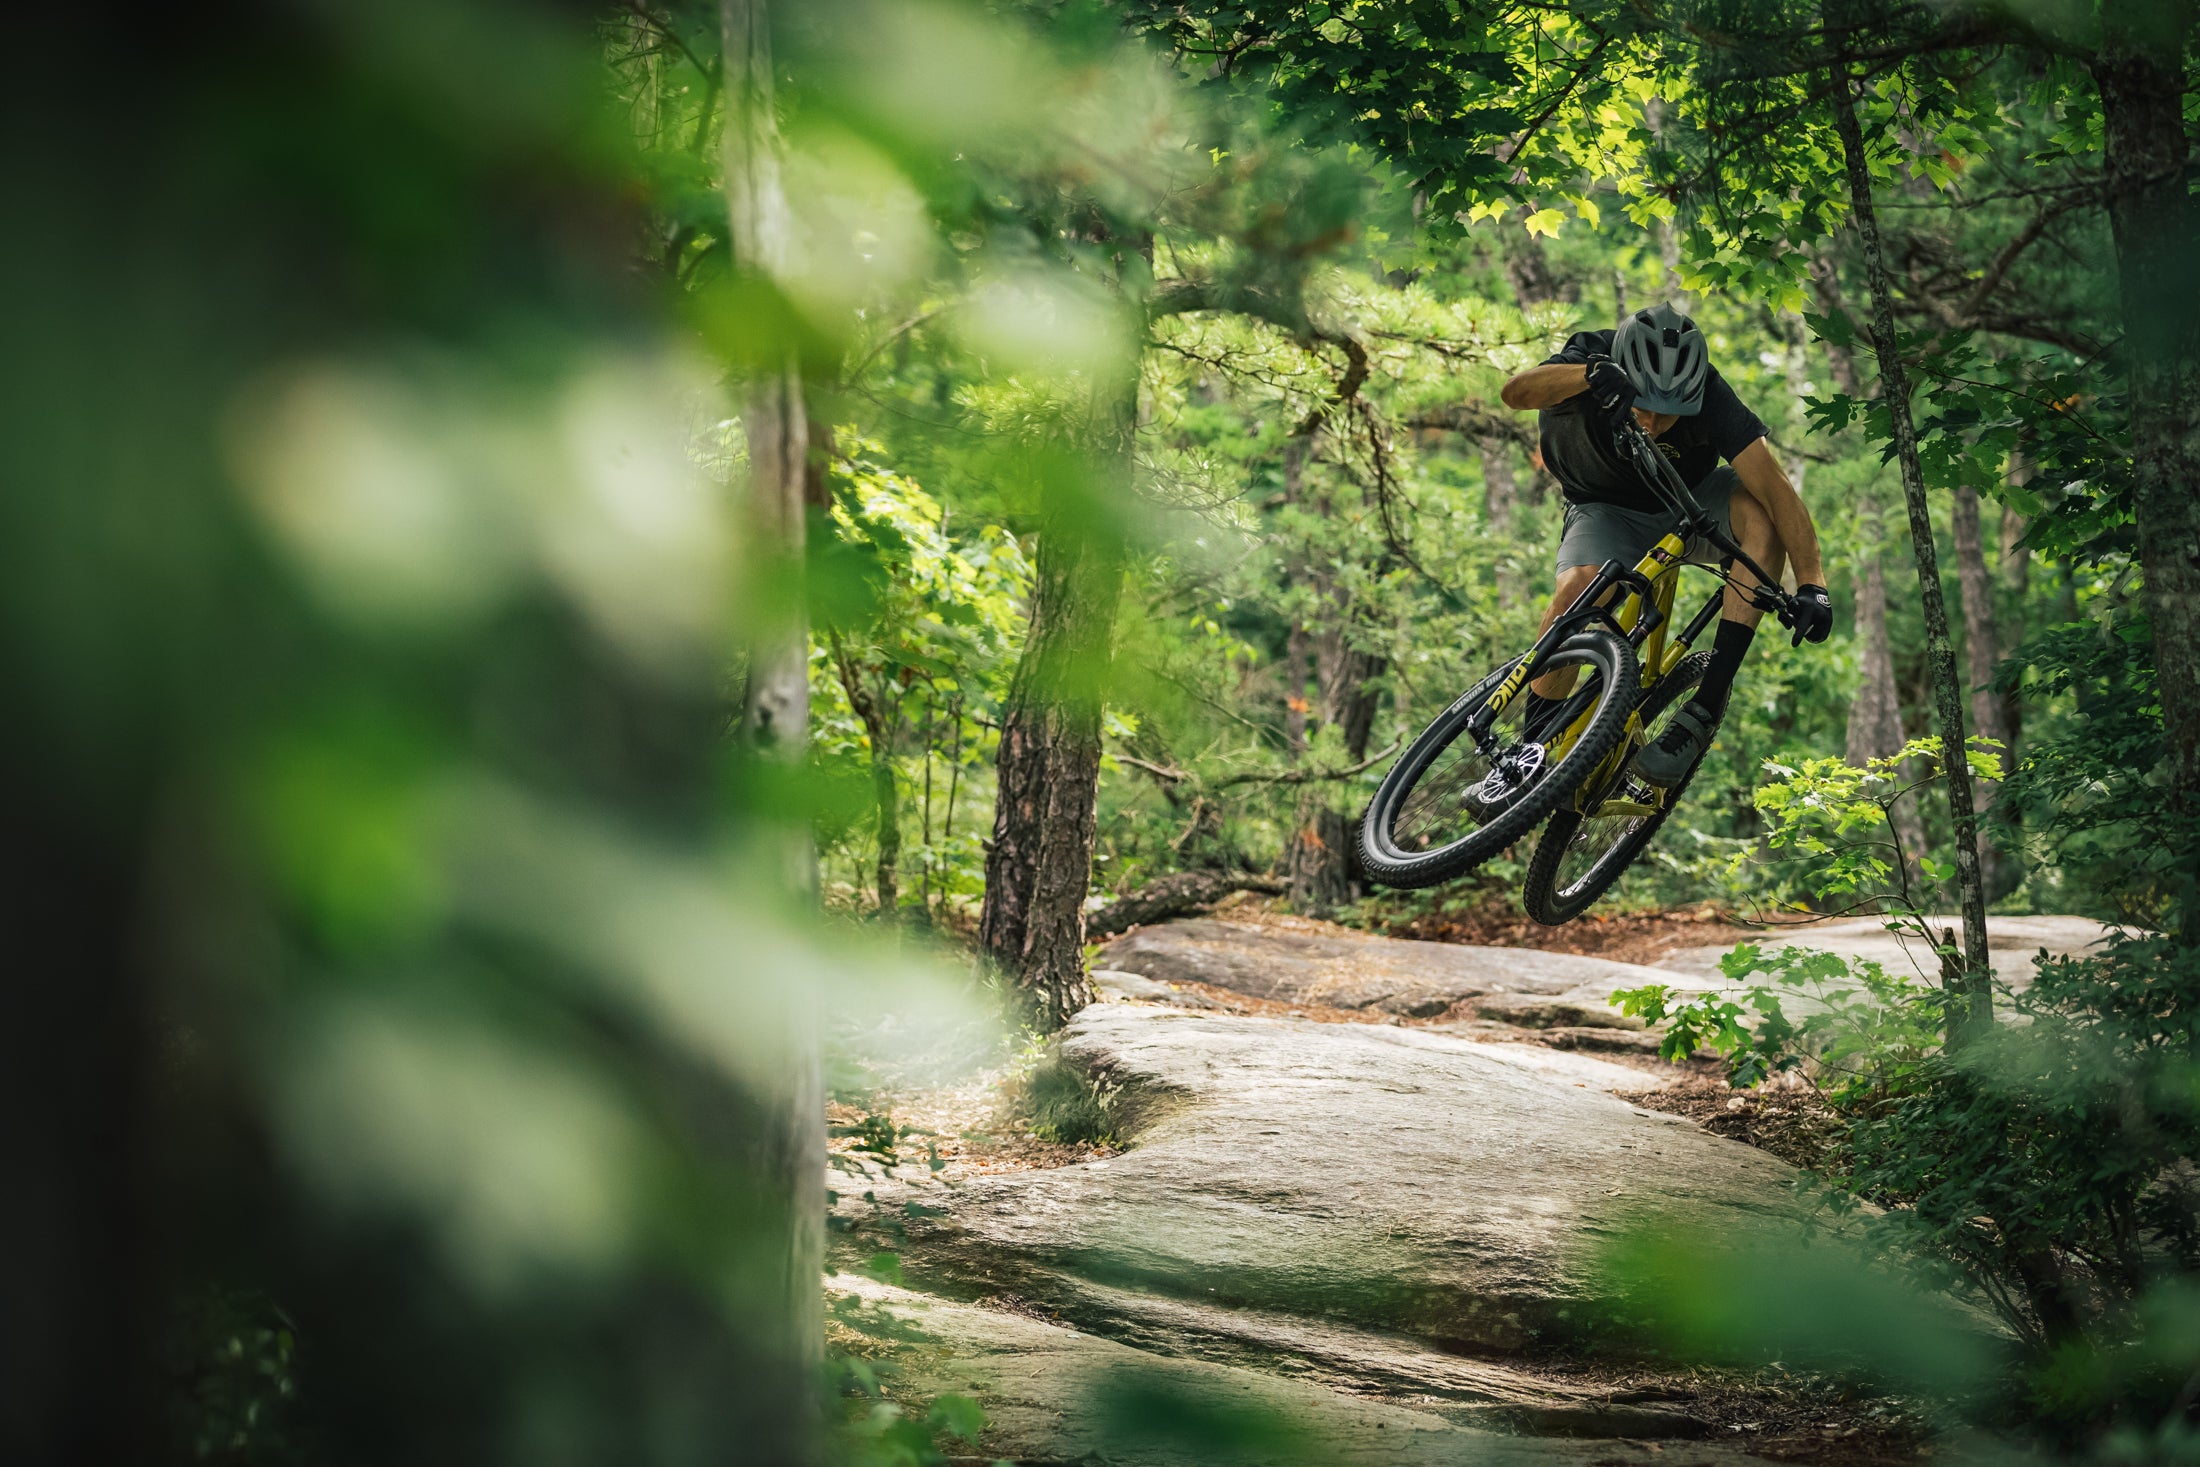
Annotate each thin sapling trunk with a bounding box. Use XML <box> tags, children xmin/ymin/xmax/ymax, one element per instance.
<box><xmin>1829</xmin><ymin>62</ymin><xmax>1994</xmax><ymax>1035</ymax></box>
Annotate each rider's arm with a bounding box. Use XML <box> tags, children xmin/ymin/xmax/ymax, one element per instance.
<box><xmin>1732</xmin><ymin>438</ymin><xmax>1826</xmax><ymax>586</ymax></box>
<box><xmin>1500</xmin><ymin>363</ymin><xmax>1589</xmax><ymax>410</ymax></box>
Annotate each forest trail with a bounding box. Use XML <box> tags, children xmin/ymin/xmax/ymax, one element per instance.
<box><xmin>834</xmin><ymin>912</ymin><xmax>2114</xmax><ymax>1464</ymax></box>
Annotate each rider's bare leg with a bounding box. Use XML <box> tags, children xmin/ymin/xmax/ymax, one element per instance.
<box><xmin>1720</xmin><ymin>481</ymin><xmax>1788</xmax><ymax>629</ymax></box>
<box><xmin>1528</xmin><ymin>564</ymin><xmax>1601</xmax><ymax>700</ymax></box>
<box><xmin>1533</xmin><ymin>482</ymin><xmax>1789</xmax><ymax>712</ymax></box>
<box><xmin>1670</xmin><ymin>480</ymin><xmax>1791</xmax><ymax>738</ymax></box>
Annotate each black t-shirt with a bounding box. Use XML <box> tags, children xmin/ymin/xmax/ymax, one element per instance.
<box><xmin>1535</xmin><ymin>329</ymin><xmax>1768</xmax><ymax>513</ymax></box>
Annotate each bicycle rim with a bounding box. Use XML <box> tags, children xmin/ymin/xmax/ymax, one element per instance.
<box><xmin>1527</xmin><ymin>651</ymin><xmax>1713</xmax><ymax>922</ymax></box>
<box><xmin>1359</xmin><ymin>630</ymin><xmax>1638</xmax><ymax>887</ymax></box>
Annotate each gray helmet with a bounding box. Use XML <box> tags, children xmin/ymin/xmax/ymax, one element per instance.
<box><xmin>1612</xmin><ymin>302</ymin><xmax>1710</xmax><ymax>415</ymax></box>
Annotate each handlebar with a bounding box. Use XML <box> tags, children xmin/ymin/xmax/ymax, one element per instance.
<box><xmin>1609</xmin><ymin>417</ymin><xmax>1795</xmax><ymax>620</ymax></box>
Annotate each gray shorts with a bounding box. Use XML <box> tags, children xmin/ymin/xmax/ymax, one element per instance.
<box><xmin>1553</xmin><ymin>465</ymin><xmax>1738</xmax><ymax>574</ymax></box>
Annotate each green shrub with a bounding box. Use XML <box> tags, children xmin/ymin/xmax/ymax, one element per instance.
<box><xmin>1614</xmin><ymin>730</ymin><xmax>2200</xmax><ymax>1448</ymax></box>
<box><xmin>1011</xmin><ymin>1054</ymin><xmax>1118</xmax><ymax>1147</ymax></box>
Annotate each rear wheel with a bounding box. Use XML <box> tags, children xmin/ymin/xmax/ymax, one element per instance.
<box><xmin>1357</xmin><ymin>629</ymin><xmax>1638</xmax><ymax>889</ymax></box>
<box><xmin>1522</xmin><ymin>650</ymin><xmax>1716</xmax><ymax>924</ymax></box>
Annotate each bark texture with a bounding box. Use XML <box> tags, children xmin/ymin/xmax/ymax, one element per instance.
<box><xmin>1950</xmin><ymin>481</ymin><xmax>2016</xmax><ymax>899</ymax></box>
<box><xmin>1283</xmin><ymin>624</ymin><xmax>1310</xmax><ymax>758</ymax></box>
<box><xmin>721</xmin><ymin>1</ymin><xmax>823</xmax><ymax>1451</ymax></box>
<box><xmin>980</xmin><ymin>516</ymin><xmax>1125</xmax><ymax>1026</ymax></box>
<box><xmin>2092</xmin><ymin>12</ymin><xmax>2200</xmax><ymax>906</ymax></box>
<box><xmin>1831</xmin><ymin>67</ymin><xmax>1994</xmax><ymax>1031</ymax></box>
<box><xmin>1289</xmin><ymin>601</ymin><xmax>1383</xmax><ymax>915</ymax></box>
<box><xmin>1276</xmin><ymin>424</ymin><xmax>1384</xmax><ymax>915</ymax></box>
<box><xmin>980</xmin><ymin>246</ymin><xmax>1136</xmax><ymax>1027</ymax></box>
<box><xmin>1807</xmin><ymin>250</ymin><xmax>1862</xmax><ymax>397</ymax></box>
<box><xmin>726</xmin><ymin>0</ymin><xmax>810</xmax><ymax>768</ymax></box>
<box><xmin>1479</xmin><ymin>436</ymin><xmax>1518</xmax><ymax>534</ymax></box>
<box><xmin>1479</xmin><ymin>437</ymin><xmax>1522</xmax><ymax>607</ymax></box>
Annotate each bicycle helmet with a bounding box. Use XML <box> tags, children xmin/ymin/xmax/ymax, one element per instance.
<box><xmin>1611</xmin><ymin>302</ymin><xmax>1709</xmax><ymax>415</ymax></box>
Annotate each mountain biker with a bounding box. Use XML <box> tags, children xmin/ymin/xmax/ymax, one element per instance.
<box><xmin>1497</xmin><ymin>302</ymin><xmax>1833</xmax><ymax>784</ymax></box>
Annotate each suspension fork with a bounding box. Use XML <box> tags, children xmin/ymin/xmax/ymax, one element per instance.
<box><xmin>1467</xmin><ymin>558</ymin><xmax>1650</xmax><ymax>753</ymax></box>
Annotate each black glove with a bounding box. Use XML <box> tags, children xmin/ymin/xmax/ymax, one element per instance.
<box><xmin>1780</xmin><ymin>583</ymin><xmax>1834</xmax><ymax>647</ymax></box>
<box><xmin>1582</xmin><ymin>354</ymin><xmax>1636</xmax><ymax>424</ymax></box>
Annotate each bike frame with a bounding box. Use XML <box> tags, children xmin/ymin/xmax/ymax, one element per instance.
<box><xmin>1466</xmin><ymin>419</ymin><xmax>1789</xmax><ymax>807</ymax></box>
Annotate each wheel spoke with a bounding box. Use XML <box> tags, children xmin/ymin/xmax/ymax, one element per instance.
<box><xmin>1542</xmin><ymin>658</ymin><xmax>1709</xmax><ymax>911</ymax></box>
<box><xmin>1388</xmin><ymin>651</ymin><xmax>1607</xmax><ymax>855</ymax></box>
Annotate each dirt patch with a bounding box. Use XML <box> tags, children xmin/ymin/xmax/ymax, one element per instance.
<box><xmin>1102</xmin><ymin>970</ymin><xmax>1414</xmax><ymax>1027</ymax></box>
<box><xmin>1535</xmin><ymin>1360</ymin><xmax>1932</xmax><ymax>1465</ymax></box>
<box><xmin>1616</xmin><ymin>1074</ymin><xmax>1845</xmax><ymax>1172</ymax></box>
<box><xmin>829</xmin><ymin>1079</ymin><xmax>1121</xmax><ymax>1186</ymax></box>
<box><xmin>1362</xmin><ymin>898</ymin><xmax>1751</xmax><ymax>967</ymax></box>
<box><xmin>1196</xmin><ymin>889</ymin><xmax>1759</xmax><ymax>967</ymax></box>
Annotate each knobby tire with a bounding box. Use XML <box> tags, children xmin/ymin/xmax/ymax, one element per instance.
<box><xmin>1358</xmin><ymin>629</ymin><xmax>1639</xmax><ymax>890</ymax></box>
<box><xmin>1522</xmin><ymin>650</ymin><xmax>1716</xmax><ymax>924</ymax></box>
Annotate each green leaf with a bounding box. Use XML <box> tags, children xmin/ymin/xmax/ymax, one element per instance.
<box><xmin>927</xmin><ymin>1393</ymin><xmax>988</xmax><ymax>1443</ymax></box>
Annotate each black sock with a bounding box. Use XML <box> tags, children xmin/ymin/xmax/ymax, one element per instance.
<box><xmin>1691</xmin><ymin>619</ymin><xmax>1756</xmax><ymax>717</ymax></box>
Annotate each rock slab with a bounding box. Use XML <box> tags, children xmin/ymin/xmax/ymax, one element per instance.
<box><xmin>1099</xmin><ymin>918</ymin><xmax>1671</xmax><ymax>1018</ymax></box>
<box><xmin>856</xmin><ymin>1004</ymin><xmax>1806</xmax><ymax>1355</ymax></box>
<box><xmin>832</xmin><ymin>1273</ymin><xmax>1786</xmax><ymax>1467</ymax></box>
<box><xmin>1657</xmin><ymin>913</ymin><xmax>2119</xmax><ymax>992</ymax></box>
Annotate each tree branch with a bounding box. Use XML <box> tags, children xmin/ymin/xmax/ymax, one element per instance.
<box><xmin>1110</xmin><ymin>738</ymin><xmax>1402</xmax><ymax>791</ymax></box>
<box><xmin>1405</xmin><ymin>403</ymin><xmax>1536</xmax><ymax>448</ymax></box>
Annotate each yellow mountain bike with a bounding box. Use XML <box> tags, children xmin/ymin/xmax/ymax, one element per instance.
<box><xmin>1356</xmin><ymin>418</ymin><xmax>1796</xmax><ymax>923</ymax></box>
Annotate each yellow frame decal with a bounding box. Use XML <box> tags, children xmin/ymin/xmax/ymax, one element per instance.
<box><xmin>1541</xmin><ymin>532</ymin><xmax>1691</xmax><ymax>785</ymax></box>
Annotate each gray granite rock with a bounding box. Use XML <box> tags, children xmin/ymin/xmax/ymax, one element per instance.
<box><xmin>1092</xmin><ymin>968</ymin><xmax>1222</xmax><ymax>1009</ymax></box>
<box><xmin>1098</xmin><ymin>918</ymin><xmax>1674</xmax><ymax>1016</ymax></box>
<box><xmin>1656</xmin><ymin>914</ymin><xmax>2120</xmax><ymax>993</ymax></box>
<box><xmin>847</xmin><ymin>1005</ymin><xmax>1809</xmax><ymax>1356</ymax></box>
<box><xmin>830</xmin><ymin>1273</ymin><xmax>1789</xmax><ymax>1465</ymax></box>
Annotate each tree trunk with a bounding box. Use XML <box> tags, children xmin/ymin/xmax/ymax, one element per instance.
<box><xmin>1657</xmin><ymin>218</ymin><xmax>1687</xmax><ymax>311</ymax></box>
<box><xmin>1287</xmin><ymin>805</ymin><xmax>1358</xmax><ymax>914</ymax></box>
<box><xmin>1479</xmin><ymin>437</ymin><xmax>1520</xmax><ymax>607</ymax></box>
<box><xmin>1998</xmin><ymin>495</ymin><xmax>2029</xmax><ymax>752</ymax></box>
<box><xmin>1501</xmin><ymin>232</ymin><xmax>1568</xmax><ymax>307</ymax></box>
<box><xmin>1316</xmin><ymin>634</ymin><xmax>1384</xmax><ymax>763</ymax></box>
<box><xmin>1998</xmin><ymin>499</ymin><xmax>2030</xmax><ymax>614</ymax></box>
<box><xmin>1951</xmin><ymin>483</ymin><xmax>2006</xmax><ymax>755</ymax></box>
<box><xmin>2092</xmin><ymin>12</ymin><xmax>2200</xmax><ymax>917</ymax></box>
<box><xmin>1830</xmin><ymin>64</ymin><xmax>1993</xmax><ymax>1033</ymax></box>
<box><xmin>1479</xmin><ymin>436</ymin><xmax>1517</xmax><ymax>534</ymax></box>
<box><xmin>979</xmin><ymin>247</ymin><xmax>1135</xmax><ymax>1028</ymax></box>
<box><xmin>1806</xmin><ymin>251</ymin><xmax>1862</xmax><ymax>397</ymax></box>
<box><xmin>721</xmin><ymin>1</ymin><xmax>822</xmax><ymax>1452</ymax></box>
<box><xmin>1282</xmin><ymin>434</ymin><xmax>1311</xmax><ymax>759</ymax></box>
<box><xmin>979</xmin><ymin>513</ymin><xmax>1125</xmax><ymax>1027</ymax></box>
<box><xmin>1848</xmin><ymin>552</ymin><xmax>1931</xmax><ymax>890</ymax></box>
<box><xmin>1283</xmin><ymin>624</ymin><xmax>1310</xmax><ymax>759</ymax></box>
<box><xmin>1290</xmin><ymin>619</ymin><xmax>1383</xmax><ymax>915</ymax></box>
<box><xmin>0</xmin><ymin>788</ymin><xmax>155</xmax><ymax>1462</ymax></box>
<box><xmin>1644</xmin><ymin>98</ymin><xmax>1691</xmax><ymax>313</ymax></box>
<box><xmin>1951</xmin><ymin>480</ymin><xmax>2014</xmax><ymax>899</ymax></box>
<box><xmin>829</xmin><ymin>639</ymin><xmax>900</xmax><ymax>917</ymax></box>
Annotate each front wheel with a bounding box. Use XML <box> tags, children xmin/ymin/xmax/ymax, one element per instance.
<box><xmin>1522</xmin><ymin>650</ymin><xmax>1716</xmax><ymax>925</ymax></box>
<box><xmin>1358</xmin><ymin>629</ymin><xmax>1639</xmax><ymax>890</ymax></box>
